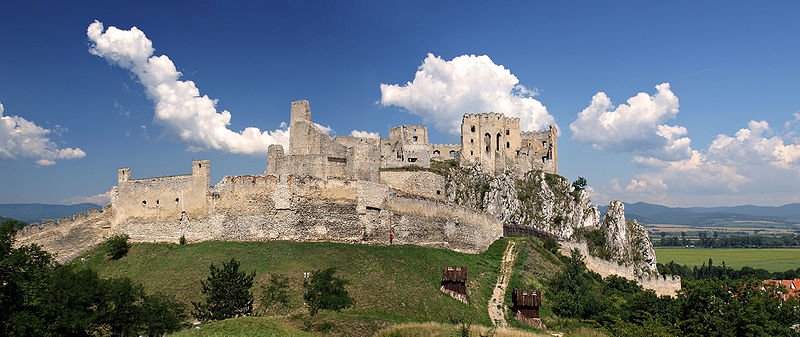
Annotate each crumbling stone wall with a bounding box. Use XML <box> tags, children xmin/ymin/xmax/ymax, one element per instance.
<box><xmin>379</xmin><ymin>171</ymin><xmax>446</xmax><ymax>200</ymax></box>
<box><xmin>15</xmin><ymin>207</ymin><xmax>113</xmax><ymax>263</ymax></box>
<box><xmin>113</xmin><ymin>160</ymin><xmax>210</xmax><ymax>229</ymax></box>
<box><xmin>460</xmin><ymin>113</ymin><xmax>523</xmax><ymax>175</ymax></box>
<box><xmin>519</xmin><ymin>126</ymin><xmax>558</xmax><ymax>174</ymax></box>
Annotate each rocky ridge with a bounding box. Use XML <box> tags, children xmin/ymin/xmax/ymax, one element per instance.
<box><xmin>444</xmin><ymin>165</ymin><xmax>657</xmax><ymax>276</ymax></box>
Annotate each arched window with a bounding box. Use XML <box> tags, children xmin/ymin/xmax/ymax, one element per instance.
<box><xmin>470</xmin><ymin>125</ymin><xmax>476</xmax><ymax>132</ymax></box>
<box><xmin>496</xmin><ymin>133</ymin><xmax>501</xmax><ymax>152</ymax></box>
<box><xmin>433</xmin><ymin>150</ymin><xmax>440</xmax><ymax>155</ymax></box>
<box><xmin>484</xmin><ymin>133</ymin><xmax>491</xmax><ymax>152</ymax></box>
<box><xmin>449</xmin><ymin>150</ymin><xmax>456</xmax><ymax>158</ymax></box>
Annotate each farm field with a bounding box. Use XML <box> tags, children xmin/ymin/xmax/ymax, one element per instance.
<box><xmin>655</xmin><ymin>247</ymin><xmax>800</xmax><ymax>272</ymax></box>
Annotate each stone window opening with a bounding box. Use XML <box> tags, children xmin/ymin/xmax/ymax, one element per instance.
<box><xmin>436</xmin><ymin>190</ymin><xmax>441</xmax><ymax>195</ymax></box>
<box><xmin>156</xmin><ymin>200</ymin><xmax>159</xmax><ymax>205</ymax></box>
<box><xmin>449</xmin><ymin>150</ymin><xmax>456</xmax><ymax>158</ymax></box>
<box><xmin>542</xmin><ymin>156</ymin><xmax>548</xmax><ymax>164</ymax></box>
<box><xmin>142</xmin><ymin>200</ymin><xmax>146</xmax><ymax>205</ymax></box>
<box><xmin>470</xmin><ymin>139</ymin><xmax>474</xmax><ymax>144</ymax></box>
<box><xmin>506</xmin><ymin>141</ymin><xmax>510</xmax><ymax>149</ymax></box>
<box><xmin>506</xmin><ymin>129</ymin><xmax>510</xmax><ymax>135</ymax></box>
<box><xmin>470</xmin><ymin>125</ymin><xmax>475</xmax><ymax>132</ymax></box>
<box><xmin>175</xmin><ymin>197</ymin><xmax>180</xmax><ymax>203</ymax></box>
<box><xmin>470</xmin><ymin>150</ymin><xmax>473</xmax><ymax>155</ymax></box>
<box><xmin>496</xmin><ymin>133</ymin><xmax>501</xmax><ymax>152</ymax></box>
<box><xmin>433</xmin><ymin>150</ymin><xmax>440</xmax><ymax>155</ymax></box>
<box><xmin>408</xmin><ymin>157</ymin><xmax>417</xmax><ymax>163</ymax></box>
<box><xmin>199</xmin><ymin>163</ymin><xmax>202</xmax><ymax>168</ymax></box>
<box><xmin>542</xmin><ymin>141</ymin><xmax>547</xmax><ymax>148</ymax></box>
<box><xmin>484</xmin><ymin>133</ymin><xmax>491</xmax><ymax>152</ymax></box>
<box><xmin>412</xmin><ymin>136</ymin><xmax>418</xmax><ymax>142</ymax></box>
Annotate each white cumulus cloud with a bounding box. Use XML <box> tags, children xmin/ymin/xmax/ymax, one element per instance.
<box><xmin>87</xmin><ymin>20</ymin><xmax>289</xmax><ymax>155</ymax></box>
<box><xmin>0</xmin><ymin>102</ymin><xmax>86</xmax><ymax>166</ymax></box>
<box><xmin>380</xmin><ymin>53</ymin><xmax>555</xmax><ymax>134</ymax></box>
<box><xmin>570</xmin><ymin>83</ymin><xmax>690</xmax><ymax>161</ymax></box>
<box><xmin>349</xmin><ymin>130</ymin><xmax>380</xmax><ymax>138</ymax></box>
<box><xmin>64</xmin><ymin>189</ymin><xmax>114</xmax><ymax>206</ymax></box>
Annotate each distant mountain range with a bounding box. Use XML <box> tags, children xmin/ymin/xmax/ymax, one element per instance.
<box><xmin>599</xmin><ymin>202</ymin><xmax>800</xmax><ymax>227</ymax></box>
<box><xmin>0</xmin><ymin>203</ymin><xmax>102</xmax><ymax>223</ymax></box>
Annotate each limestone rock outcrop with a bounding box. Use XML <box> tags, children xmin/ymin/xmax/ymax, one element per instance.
<box><xmin>444</xmin><ymin>166</ymin><xmax>657</xmax><ymax>276</ymax></box>
<box><xmin>601</xmin><ymin>200</ymin><xmax>657</xmax><ymax>275</ymax></box>
<box><xmin>446</xmin><ymin>167</ymin><xmax>600</xmax><ymax>240</ymax></box>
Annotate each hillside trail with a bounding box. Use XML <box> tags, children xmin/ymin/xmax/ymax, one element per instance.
<box><xmin>489</xmin><ymin>240</ymin><xmax>518</xmax><ymax>327</ymax></box>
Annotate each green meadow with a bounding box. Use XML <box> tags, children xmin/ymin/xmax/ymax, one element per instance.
<box><xmin>655</xmin><ymin>247</ymin><xmax>800</xmax><ymax>272</ymax></box>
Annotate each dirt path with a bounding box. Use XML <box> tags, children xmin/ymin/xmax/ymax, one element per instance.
<box><xmin>488</xmin><ymin>240</ymin><xmax>518</xmax><ymax>327</ymax></box>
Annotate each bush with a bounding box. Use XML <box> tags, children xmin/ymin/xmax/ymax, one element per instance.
<box><xmin>261</xmin><ymin>273</ymin><xmax>290</xmax><ymax>313</ymax></box>
<box><xmin>192</xmin><ymin>258</ymin><xmax>255</xmax><ymax>322</ymax></box>
<box><xmin>303</xmin><ymin>268</ymin><xmax>353</xmax><ymax>318</ymax></box>
<box><xmin>105</xmin><ymin>234</ymin><xmax>131</xmax><ymax>260</ymax></box>
<box><xmin>179</xmin><ymin>235</ymin><xmax>186</xmax><ymax>245</ymax></box>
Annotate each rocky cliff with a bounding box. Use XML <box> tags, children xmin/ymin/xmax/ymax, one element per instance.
<box><xmin>443</xmin><ymin>165</ymin><xmax>657</xmax><ymax>276</ymax></box>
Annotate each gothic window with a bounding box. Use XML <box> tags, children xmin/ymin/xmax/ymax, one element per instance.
<box><xmin>433</xmin><ymin>150</ymin><xmax>440</xmax><ymax>155</ymax></box>
<box><xmin>484</xmin><ymin>133</ymin><xmax>491</xmax><ymax>152</ymax></box>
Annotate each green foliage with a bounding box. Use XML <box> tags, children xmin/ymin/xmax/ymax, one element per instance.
<box><xmin>573</xmin><ymin>228</ymin><xmax>612</xmax><ymax>260</ymax></box>
<box><xmin>429</xmin><ymin>159</ymin><xmax>459</xmax><ymax>176</ymax></box>
<box><xmin>261</xmin><ymin>273</ymin><xmax>290</xmax><ymax>313</ymax></box>
<box><xmin>192</xmin><ymin>258</ymin><xmax>256</xmax><ymax>322</ymax></box>
<box><xmin>179</xmin><ymin>235</ymin><xmax>187</xmax><ymax>245</ymax></box>
<box><xmin>303</xmin><ymin>267</ymin><xmax>353</xmax><ymax>318</ymax></box>
<box><xmin>105</xmin><ymin>234</ymin><xmax>131</xmax><ymax>260</ymax></box>
<box><xmin>571</xmin><ymin>177</ymin><xmax>587</xmax><ymax>200</ymax></box>
<box><xmin>0</xmin><ymin>219</ymin><xmax>184</xmax><ymax>336</ymax></box>
<box><xmin>542</xmin><ymin>237</ymin><xmax>560</xmax><ymax>255</ymax></box>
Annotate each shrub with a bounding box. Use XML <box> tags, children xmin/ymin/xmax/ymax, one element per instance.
<box><xmin>303</xmin><ymin>268</ymin><xmax>353</xmax><ymax>318</ymax></box>
<box><xmin>192</xmin><ymin>258</ymin><xmax>255</xmax><ymax>321</ymax></box>
<box><xmin>261</xmin><ymin>273</ymin><xmax>290</xmax><ymax>313</ymax></box>
<box><xmin>104</xmin><ymin>234</ymin><xmax>131</xmax><ymax>260</ymax></box>
<box><xmin>179</xmin><ymin>235</ymin><xmax>186</xmax><ymax>245</ymax></box>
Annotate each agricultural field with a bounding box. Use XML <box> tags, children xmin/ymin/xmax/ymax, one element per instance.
<box><xmin>655</xmin><ymin>247</ymin><xmax>800</xmax><ymax>272</ymax></box>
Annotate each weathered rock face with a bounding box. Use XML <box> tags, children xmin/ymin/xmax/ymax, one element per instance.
<box><xmin>601</xmin><ymin>200</ymin><xmax>657</xmax><ymax>275</ymax></box>
<box><xmin>444</xmin><ymin>166</ymin><xmax>657</xmax><ymax>275</ymax></box>
<box><xmin>445</xmin><ymin>167</ymin><xmax>600</xmax><ymax>240</ymax></box>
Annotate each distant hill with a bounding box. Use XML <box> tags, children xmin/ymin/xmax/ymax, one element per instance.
<box><xmin>599</xmin><ymin>202</ymin><xmax>800</xmax><ymax>227</ymax></box>
<box><xmin>0</xmin><ymin>203</ymin><xmax>102</xmax><ymax>223</ymax></box>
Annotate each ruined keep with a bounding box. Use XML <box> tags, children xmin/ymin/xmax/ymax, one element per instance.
<box><xmin>15</xmin><ymin>99</ymin><xmax>679</xmax><ymax>296</ymax></box>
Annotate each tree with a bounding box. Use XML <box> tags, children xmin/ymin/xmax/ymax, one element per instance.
<box><xmin>261</xmin><ymin>273</ymin><xmax>290</xmax><ymax>313</ymax></box>
<box><xmin>303</xmin><ymin>268</ymin><xmax>353</xmax><ymax>318</ymax></box>
<box><xmin>192</xmin><ymin>258</ymin><xmax>255</xmax><ymax>321</ymax></box>
<box><xmin>104</xmin><ymin>234</ymin><xmax>131</xmax><ymax>260</ymax></box>
<box><xmin>572</xmin><ymin>176</ymin><xmax>588</xmax><ymax>191</ymax></box>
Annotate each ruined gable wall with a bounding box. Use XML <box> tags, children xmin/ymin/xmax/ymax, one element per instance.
<box><xmin>460</xmin><ymin>113</ymin><xmax>521</xmax><ymax>174</ymax></box>
<box><xmin>379</xmin><ymin>171</ymin><xmax>445</xmax><ymax>200</ymax></box>
<box><xmin>113</xmin><ymin>160</ymin><xmax>210</xmax><ymax>227</ymax></box>
<box><xmin>520</xmin><ymin>127</ymin><xmax>558</xmax><ymax>174</ymax></box>
<box><xmin>430</xmin><ymin>144</ymin><xmax>460</xmax><ymax>161</ymax></box>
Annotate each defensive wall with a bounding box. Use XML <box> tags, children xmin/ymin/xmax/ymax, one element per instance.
<box><xmin>14</xmin><ymin>99</ymin><xmax>558</xmax><ymax>263</ymax></box>
<box><xmin>560</xmin><ymin>241</ymin><xmax>681</xmax><ymax>297</ymax></box>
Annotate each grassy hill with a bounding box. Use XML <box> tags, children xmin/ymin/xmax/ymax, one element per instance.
<box><xmin>79</xmin><ymin>239</ymin><xmax>560</xmax><ymax>336</ymax></box>
<box><xmin>75</xmin><ymin>238</ymin><xmax>611</xmax><ymax>336</ymax></box>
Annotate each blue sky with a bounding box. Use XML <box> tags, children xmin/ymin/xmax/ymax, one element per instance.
<box><xmin>1</xmin><ymin>1</ymin><xmax>799</xmax><ymax>206</ymax></box>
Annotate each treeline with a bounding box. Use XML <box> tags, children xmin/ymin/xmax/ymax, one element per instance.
<box><xmin>549</xmin><ymin>250</ymin><xmax>800</xmax><ymax>337</ymax></box>
<box><xmin>0</xmin><ymin>219</ymin><xmax>354</xmax><ymax>336</ymax></box>
<box><xmin>0</xmin><ymin>220</ymin><xmax>185</xmax><ymax>336</ymax></box>
<box><xmin>656</xmin><ymin>233</ymin><xmax>800</xmax><ymax>248</ymax></box>
<box><xmin>658</xmin><ymin>259</ymin><xmax>800</xmax><ymax>281</ymax></box>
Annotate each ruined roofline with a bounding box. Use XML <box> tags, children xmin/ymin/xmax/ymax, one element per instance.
<box><xmin>520</xmin><ymin>125</ymin><xmax>558</xmax><ymax>136</ymax></box>
<box><xmin>431</xmin><ymin>143</ymin><xmax>460</xmax><ymax>147</ymax></box>
<box><xmin>462</xmin><ymin>112</ymin><xmax>520</xmax><ymax>122</ymax></box>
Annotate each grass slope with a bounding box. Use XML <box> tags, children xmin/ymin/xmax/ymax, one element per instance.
<box><xmin>171</xmin><ymin>317</ymin><xmax>314</xmax><ymax>337</ymax></box>
<box><xmin>79</xmin><ymin>240</ymin><xmax>508</xmax><ymax>336</ymax></box>
<box><xmin>655</xmin><ymin>247</ymin><xmax>800</xmax><ymax>272</ymax></box>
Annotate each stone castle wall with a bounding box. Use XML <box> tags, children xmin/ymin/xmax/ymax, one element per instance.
<box><xmin>560</xmin><ymin>241</ymin><xmax>681</xmax><ymax>297</ymax></box>
<box><xmin>379</xmin><ymin>171</ymin><xmax>446</xmax><ymax>201</ymax></box>
<box><xmin>16</xmin><ymin>207</ymin><xmax>113</xmax><ymax>263</ymax></box>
